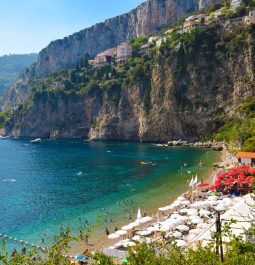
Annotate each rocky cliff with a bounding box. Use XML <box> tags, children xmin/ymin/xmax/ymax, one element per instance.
<box><xmin>4</xmin><ymin>24</ymin><xmax>255</xmax><ymax>142</ymax></box>
<box><xmin>1</xmin><ymin>0</ymin><xmax>218</xmax><ymax>111</ymax></box>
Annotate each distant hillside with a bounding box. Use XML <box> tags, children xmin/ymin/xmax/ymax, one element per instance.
<box><xmin>0</xmin><ymin>54</ymin><xmax>37</xmax><ymax>97</ymax></box>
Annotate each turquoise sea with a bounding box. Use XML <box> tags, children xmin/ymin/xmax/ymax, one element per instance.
<box><xmin>0</xmin><ymin>139</ymin><xmax>220</xmax><ymax>250</ymax></box>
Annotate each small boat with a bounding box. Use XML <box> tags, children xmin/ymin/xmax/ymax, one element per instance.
<box><xmin>31</xmin><ymin>138</ymin><xmax>42</xmax><ymax>144</ymax></box>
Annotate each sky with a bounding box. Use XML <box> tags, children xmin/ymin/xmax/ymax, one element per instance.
<box><xmin>0</xmin><ymin>0</ymin><xmax>146</xmax><ymax>56</ymax></box>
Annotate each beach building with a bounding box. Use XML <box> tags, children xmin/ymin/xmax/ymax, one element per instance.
<box><xmin>234</xmin><ymin>151</ymin><xmax>255</xmax><ymax>164</ymax></box>
<box><xmin>116</xmin><ymin>43</ymin><xmax>132</xmax><ymax>64</ymax></box>
<box><xmin>230</xmin><ymin>0</ymin><xmax>242</xmax><ymax>9</ymax></box>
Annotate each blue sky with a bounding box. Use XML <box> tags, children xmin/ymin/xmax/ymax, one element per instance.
<box><xmin>0</xmin><ymin>0</ymin><xmax>145</xmax><ymax>56</ymax></box>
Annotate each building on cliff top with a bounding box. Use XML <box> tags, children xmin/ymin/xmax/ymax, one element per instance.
<box><xmin>230</xmin><ymin>0</ymin><xmax>242</xmax><ymax>9</ymax></box>
<box><xmin>234</xmin><ymin>152</ymin><xmax>255</xmax><ymax>164</ymax></box>
<box><xmin>139</xmin><ymin>43</ymin><xmax>150</xmax><ymax>54</ymax></box>
<box><xmin>116</xmin><ymin>43</ymin><xmax>132</xmax><ymax>64</ymax></box>
<box><xmin>225</xmin><ymin>9</ymin><xmax>255</xmax><ymax>26</ymax></box>
<box><xmin>182</xmin><ymin>20</ymin><xmax>207</xmax><ymax>34</ymax></box>
<box><xmin>93</xmin><ymin>47</ymin><xmax>117</xmax><ymax>68</ymax></box>
<box><xmin>94</xmin><ymin>54</ymin><xmax>112</xmax><ymax>68</ymax></box>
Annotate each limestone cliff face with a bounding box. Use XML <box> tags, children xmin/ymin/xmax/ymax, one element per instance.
<box><xmin>5</xmin><ymin>25</ymin><xmax>255</xmax><ymax>141</ymax></box>
<box><xmin>34</xmin><ymin>0</ymin><xmax>214</xmax><ymax>76</ymax></box>
<box><xmin>1</xmin><ymin>0</ymin><xmax>218</xmax><ymax>111</ymax></box>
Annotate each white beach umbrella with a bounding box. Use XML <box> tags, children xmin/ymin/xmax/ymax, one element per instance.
<box><xmin>136</xmin><ymin>207</ymin><xmax>142</xmax><ymax>225</ymax></box>
<box><xmin>180</xmin><ymin>200</ymin><xmax>191</xmax><ymax>205</ymax></box>
<box><xmin>189</xmin><ymin>228</ymin><xmax>203</xmax><ymax>235</ymax></box>
<box><xmin>140</xmin><ymin>216</ymin><xmax>153</xmax><ymax>224</ymax></box>
<box><xmin>166</xmin><ymin>231</ymin><xmax>183</xmax><ymax>239</ymax></box>
<box><xmin>207</xmin><ymin>200</ymin><xmax>220</xmax><ymax>206</ymax></box>
<box><xmin>127</xmin><ymin>222</ymin><xmax>139</xmax><ymax>229</ymax></box>
<box><xmin>108</xmin><ymin>246</ymin><xmax>116</xmax><ymax>249</ymax></box>
<box><xmin>123</xmin><ymin>241</ymin><xmax>136</xmax><ymax>247</ymax></box>
<box><xmin>132</xmin><ymin>235</ymin><xmax>151</xmax><ymax>243</ymax></box>
<box><xmin>115</xmin><ymin>230</ymin><xmax>128</xmax><ymax>236</ymax></box>
<box><xmin>173</xmin><ymin>231</ymin><xmax>183</xmax><ymax>238</ymax></box>
<box><xmin>121</xmin><ymin>224</ymin><xmax>134</xmax><ymax>231</ymax></box>
<box><xmin>186</xmin><ymin>209</ymin><xmax>198</xmax><ymax>216</ymax></box>
<box><xmin>165</xmin><ymin>219</ymin><xmax>180</xmax><ymax>226</ymax></box>
<box><xmin>190</xmin><ymin>201</ymin><xmax>207</xmax><ymax>209</ymax></box>
<box><xmin>184</xmin><ymin>233</ymin><xmax>196</xmax><ymax>242</ymax></box>
<box><xmin>179</xmin><ymin>209</ymin><xmax>188</xmax><ymax>214</ymax></box>
<box><xmin>164</xmin><ymin>205</ymin><xmax>176</xmax><ymax>211</ymax></box>
<box><xmin>215</xmin><ymin>204</ymin><xmax>227</xmax><ymax>212</ymax></box>
<box><xmin>132</xmin><ymin>235</ymin><xmax>141</xmax><ymax>241</ymax></box>
<box><xmin>159</xmin><ymin>225</ymin><xmax>171</xmax><ymax>232</ymax></box>
<box><xmin>191</xmin><ymin>218</ymin><xmax>204</xmax><ymax>225</ymax></box>
<box><xmin>199</xmin><ymin>210</ymin><xmax>211</xmax><ymax>217</ymax></box>
<box><xmin>137</xmin><ymin>230</ymin><xmax>152</xmax><ymax>236</ymax></box>
<box><xmin>176</xmin><ymin>225</ymin><xmax>190</xmax><ymax>232</ymax></box>
<box><xmin>177</xmin><ymin>196</ymin><xmax>186</xmax><ymax>201</ymax></box>
<box><xmin>174</xmin><ymin>239</ymin><xmax>186</xmax><ymax>247</ymax></box>
<box><xmin>147</xmin><ymin>226</ymin><xmax>158</xmax><ymax>232</ymax></box>
<box><xmin>189</xmin><ymin>216</ymin><xmax>204</xmax><ymax>224</ymax></box>
<box><xmin>114</xmin><ymin>242</ymin><xmax>124</xmax><ymax>247</ymax></box>
<box><xmin>170</xmin><ymin>213</ymin><xmax>182</xmax><ymax>219</ymax></box>
<box><xmin>108</xmin><ymin>233</ymin><xmax>120</xmax><ymax>239</ymax></box>
<box><xmin>197</xmin><ymin>223</ymin><xmax>209</xmax><ymax>229</ymax></box>
<box><xmin>208</xmin><ymin>196</ymin><xmax>218</xmax><ymax>201</ymax></box>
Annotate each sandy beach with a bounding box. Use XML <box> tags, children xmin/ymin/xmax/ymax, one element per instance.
<box><xmin>70</xmin><ymin>149</ymin><xmax>228</xmax><ymax>256</ymax></box>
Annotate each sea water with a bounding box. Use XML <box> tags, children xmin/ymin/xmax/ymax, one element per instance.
<box><xmin>0</xmin><ymin>139</ymin><xmax>220</xmax><ymax>250</ymax></box>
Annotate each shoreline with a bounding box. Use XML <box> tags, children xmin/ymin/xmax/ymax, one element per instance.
<box><xmin>69</xmin><ymin>148</ymin><xmax>227</xmax><ymax>256</ymax></box>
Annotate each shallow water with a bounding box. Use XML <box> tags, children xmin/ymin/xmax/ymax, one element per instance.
<box><xmin>0</xmin><ymin>139</ymin><xmax>220</xmax><ymax>250</ymax></box>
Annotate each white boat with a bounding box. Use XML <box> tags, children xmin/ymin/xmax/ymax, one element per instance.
<box><xmin>31</xmin><ymin>138</ymin><xmax>42</xmax><ymax>143</ymax></box>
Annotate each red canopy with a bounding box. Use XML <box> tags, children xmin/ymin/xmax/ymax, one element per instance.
<box><xmin>197</xmin><ymin>183</ymin><xmax>209</xmax><ymax>187</ymax></box>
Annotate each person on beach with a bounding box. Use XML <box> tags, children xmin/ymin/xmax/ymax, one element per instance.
<box><xmin>84</xmin><ymin>235</ymin><xmax>89</xmax><ymax>245</ymax></box>
<box><xmin>127</xmin><ymin>212</ymin><xmax>132</xmax><ymax>219</ymax></box>
<box><xmin>105</xmin><ymin>228</ymin><xmax>110</xmax><ymax>236</ymax></box>
<box><xmin>115</xmin><ymin>227</ymin><xmax>118</xmax><ymax>232</ymax></box>
<box><xmin>22</xmin><ymin>246</ymin><xmax>26</xmax><ymax>255</ymax></box>
<box><xmin>11</xmin><ymin>249</ymin><xmax>17</xmax><ymax>257</ymax></box>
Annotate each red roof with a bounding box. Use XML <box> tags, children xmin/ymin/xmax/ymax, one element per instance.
<box><xmin>235</xmin><ymin>152</ymin><xmax>255</xmax><ymax>159</ymax></box>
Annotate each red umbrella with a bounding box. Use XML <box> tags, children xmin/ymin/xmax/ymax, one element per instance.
<box><xmin>227</xmin><ymin>172</ymin><xmax>236</xmax><ymax>177</ymax></box>
<box><xmin>209</xmin><ymin>185</ymin><xmax>216</xmax><ymax>190</ymax></box>
<box><xmin>240</xmin><ymin>180</ymin><xmax>250</xmax><ymax>185</ymax></box>
<box><xmin>224</xmin><ymin>181</ymin><xmax>232</xmax><ymax>186</ymax></box>
<box><xmin>227</xmin><ymin>178</ymin><xmax>235</xmax><ymax>183</ymax></box>
<box><xmin>234</xmin><ymin>179</ymin><xmax>243</xmax><ymax>183</ymax></box>
<box><xmin>197</xmin><ymin>183</ymin><xmax>209</xmax><ymax>187</ymax></box>
<box><xmin>217</xmin><ymin>175</ymin><xmax>226</xmax><ymax>179</ymax></box>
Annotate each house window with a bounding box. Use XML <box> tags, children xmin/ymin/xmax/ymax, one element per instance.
<box><xmin>238</xmin><ymin>158</ymin><xmax>241</xmax><ymax>163</ymax></box>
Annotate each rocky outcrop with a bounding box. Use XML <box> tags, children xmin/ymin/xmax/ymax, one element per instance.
<box><xmin>1</xmin><ymin>0</ymin><xmax>218</xmax><ymax>111</ymax></box>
